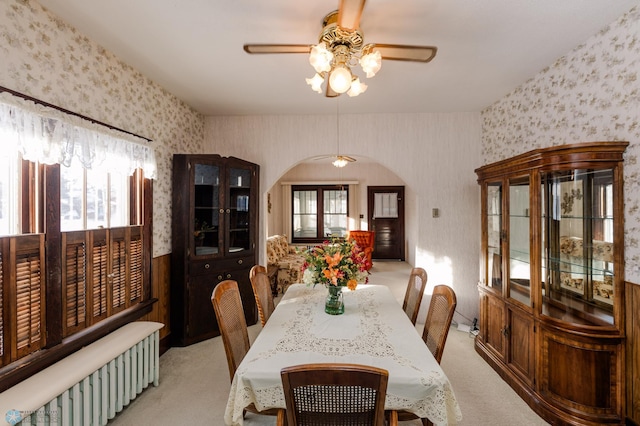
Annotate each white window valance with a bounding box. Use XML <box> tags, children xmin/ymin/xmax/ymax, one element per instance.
<box><xmin>0</xmin><ymin>91</ymin><xmax>157</xmax><ymax>179</ymax></box>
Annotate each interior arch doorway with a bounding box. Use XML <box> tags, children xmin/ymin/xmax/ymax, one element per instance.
<box><xmin>264</xmin><ymin>156</ymin><xmax>408</xmax><ymax>259</ymax></box>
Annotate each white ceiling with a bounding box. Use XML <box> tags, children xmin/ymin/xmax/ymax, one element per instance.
<box><xmin>37</xmin><ymin>0</ymin><xmax>639</xmax><ymax>116</ymax></box>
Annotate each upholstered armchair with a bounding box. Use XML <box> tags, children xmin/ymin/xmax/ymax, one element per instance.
<box><xmin>266</xmin><ymin>235</ymin><xmax>305</xmax><ymax>294</ymax></box>
<box><xmin>347</xmin><ymin>230</ymin><xmax>375</xmax><ymax>271</ymax></box>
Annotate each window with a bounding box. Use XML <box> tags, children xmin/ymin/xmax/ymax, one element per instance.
<box><xmin>292</xmin><ymin>185</ymin><xmax>348</xmax><ymax>242</ymax></box>
<box><xmin>1</xmin><ymin>159</ymin><xmax>149</xmax><ymax>369</ymax></box>
<box><xmin>61</xmin><ymin>165</ymin><xmax>131</xmax><ymax>231</ymax></box>
<box><xmin>0</xmin><ymin>90</ymin><xmax>155</xmax><ymax>391</ymax></box>
<box><xmin>0</xmin><ymin>150</ymin><xmax>19</xmax><ymax>235</ymax></box>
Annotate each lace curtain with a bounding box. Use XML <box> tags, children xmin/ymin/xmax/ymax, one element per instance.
<box><xmin>0</xmin><ymin>91</ymin><xmax>157</xmax><ymax>179</ymax></box>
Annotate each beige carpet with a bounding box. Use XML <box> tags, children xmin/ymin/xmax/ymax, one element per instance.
<box><xmin>110</xmin><ymin>261</ymin><xmax>548</xmax><ymax>425</ymax></box>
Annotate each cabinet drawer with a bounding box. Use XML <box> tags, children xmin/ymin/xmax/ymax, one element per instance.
<box><xmin>210</xmin><ymin>266</ymin><xmax>251</xmax><ymax>283</ymax></box>
<box><xmin>189</xmin><ymin>259</ymin><xmax>216</xmax><ymax>276</ymax></box>
<box><xmin>213</xmin><ymin>255</ymin><xmax>253</xmax><ymax>271</ymax></box>
<box><xmin>189</xmin><ymin>256</ymin><xmax>253</xmax><ymax>277</ymax></box>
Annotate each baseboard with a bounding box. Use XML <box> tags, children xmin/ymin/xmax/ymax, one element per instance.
<box><xmin>159</xmin><ymin>334</ymin><xmax>171</xmax><ymax>356</ymax></box>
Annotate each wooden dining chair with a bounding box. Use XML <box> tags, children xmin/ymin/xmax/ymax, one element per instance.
<box><xmin>211</xmin><ymin>280</ymin><xmax>251</xmax><ymax>383</ymax></box>
<box><xmin>397</xmin><ymin>284</ymin><xmax>457</xmax><ymax>425</ymax></box>
<box><xmin>211</xmin><ymin>280</ymin><xmax>278</xmax><ymax>417</ymax></box>
<box><xmin>249</xmin><ymin>264</ymin><xmax>275</xmax><ymax>327</ymax></box>
<box><xmin>402</xmin><ymin>267</ymin><xmax>428</xmax><ymax>325</ymax></box>
<box><xmin>422</xmin><ymin>284</ymin><xmax>457</xmax><ymax>364</ymax></box>
<box><xmin>277</xmin><ymin>363</ymin><xmax>397</xmax><ymax>426</ymax></box>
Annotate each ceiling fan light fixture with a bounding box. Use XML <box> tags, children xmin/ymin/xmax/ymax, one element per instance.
<box><xmin>245</xmin><ymin>3</ymin><xmax>439</xmax><ymax>99</ymax></box>
<box><xmin>306</xmin><ymin>73</ymin><xmax>325</xmax><ymax>93</ymax></box>
<box><xmin>347</xmin><ymin>77</ymin><xmax>367</xmax><ymax>97</ymax></box>
<box><xmin>328</xmin><ymin>65</ymin><xmax>352</xmax><ymax>94</ymax></box>
<box><xmin>333</xmin><ymin>156</ymin><xmax>349</xmax><ymax>168</ymax></box>
<box><xmin>309</xmin><ymin>42</ymin><xmax>333</xmax><ymax>73</ymax></box>
<box><xmin>360</xmin><ymin>47</ymin><xmax>382</xmax><ymax>78</ymax></box>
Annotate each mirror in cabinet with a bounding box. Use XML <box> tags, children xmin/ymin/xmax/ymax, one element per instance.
<box><xmin>486</xmin><ymin>182</ymin><xmax>503</xmax><ymax>292</ymax></box>
<box><xmin>228</xmin><ymin>167</ymin><xmax>252</xmax><ymax>254</ymax></box>
<box><xmin>541</xmin><ymin>168</ymin><xmax>615</xmax><ymax>326</ymax></box>
<box><xmin>508</xmin><ymin>176</ymin><xmax>531</xmax><ymax>307</ymax></box>
<box><xmin>193</xmin><ymin>163</ymin><xmax>221</xmax><ymax>256</ymax></box>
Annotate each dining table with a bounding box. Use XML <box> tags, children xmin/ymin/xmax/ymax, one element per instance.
<box><xmin>224</xmin><ymin>283</ymin><xmax>463</xmax><ymax>426</ymax></box>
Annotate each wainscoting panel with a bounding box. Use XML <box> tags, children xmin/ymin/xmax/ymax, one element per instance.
<box><xmin>140</xmin><ymin>254</ymin><xmax>171</xmax><ymax>344</ymax></box>
<box><xmin>626</xmin><ymin>281</ymin><xmax>640</xmax><ymax>424</ymax></box>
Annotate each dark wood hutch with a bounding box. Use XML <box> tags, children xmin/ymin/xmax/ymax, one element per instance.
<box><xmin>171</xmin><ymin>154</ymin><xmax>259</xmax><ymax>346</ymax></box>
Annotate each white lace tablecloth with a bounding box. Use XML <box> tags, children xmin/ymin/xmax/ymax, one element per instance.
<box><xmin>224</xmin><ymin>284</ymin><xmax>462</xmax><ymax>425</ymax></box>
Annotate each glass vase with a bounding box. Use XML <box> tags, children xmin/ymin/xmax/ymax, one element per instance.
<box><xmin>325</xmin><ymin>285</ymin><xmax>344</xmax><ymax>315</ymax></box>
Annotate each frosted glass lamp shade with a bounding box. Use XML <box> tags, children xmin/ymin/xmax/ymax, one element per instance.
<box><xmin>328</xmin><ymin>66</ymin><xmax>352</xmax><ymax>94</ymax></box>
<box><xmin>309</xmin><ymin>43</ymin><xmax>333</xmax><ymax>73</ymax></box>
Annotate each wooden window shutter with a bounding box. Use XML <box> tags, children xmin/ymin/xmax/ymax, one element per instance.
<box><xmin>13</xmin><ymin>235</ymin><xmax>45</xmax><ymax>359</ymax></box>
<box><xmin>129</xmin><ymin>227</ymin><xmax>143</xmax><ymax>303</ymax></box>
<box><xmin>0</xmin><ymin>245</ymin><xmax>5</xmax><ymax>366</ymax></box>
<box><xmin>110</xmin><ymin>228</ymin><xmax>127</xmax><ymax>314</ymax></box>
<box><xmin>90</xmin><ymin>230</ymin><xmax>108</xmax><ymax>323</ymax></box>
<box><xmin>62</xmin><ymin>232</ymin><xmax>87</xmax><ymax>336</ymax></box>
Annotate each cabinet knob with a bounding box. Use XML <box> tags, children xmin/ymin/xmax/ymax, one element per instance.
<box><xmin>226</xmin><ymin>273</ymin><xmax>232</xmax><ymax>279</ymax></box>
<box><xmin>219</xmin><ymin>208</ymin><xmax>224</xmax><ymax>214</ymax></box>
<box><xmin>237</xmin><ymin>259</ymin><xmax>243</xmax><ymax>264</ymax></box>
<box><xmin>217</xmin><ymin>275</ymin><xmax>223</xmax><ymax>280</ymax></box>
<box><xmin>226</xmin><ymin>208</ymin><xmax>231</xmax><ymax>214</ymax></box>
<box><xmin>204</xmin><ymin>263</ymin><xmax>210</xmax><ymax>269</ymax></box>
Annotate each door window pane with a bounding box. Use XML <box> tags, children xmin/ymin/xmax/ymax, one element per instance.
<box><xmin>373</xmin><ymin>193</ymin><xmax>398</xmax><ymax>218</ymax></box>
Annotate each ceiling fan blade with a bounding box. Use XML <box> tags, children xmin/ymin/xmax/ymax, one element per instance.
<box><xmin>338</xmin><ymin>0</ymin><xmax>366</xmax><ymax>30</ymax></box>
<box><xmin>243</xmin><ymin>44</ymin><xmax>311</xmax><ymax>54</ymax></box>
<box><xmin>312</xmin><ymin>155</ymin><xmax>356</xmax><ymax>162</ymax></box>
<box><xmin>325</xmin><ymin>83</ymin><xmax>339</xmax><ymax>98</ymax></box>
<box><xmin>372</xmin><ymin>44</ymin><xmax>438</xmax><ymax>62</ymax></box>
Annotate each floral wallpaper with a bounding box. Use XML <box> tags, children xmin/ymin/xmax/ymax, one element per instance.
<box><xmin>482</xmin><ymin>6</ymin><xmax>640</xmax><ymax>283</ymax></box>
<box><xmin>0</xmin><ymin>0</ymin><xmax>205</xmax><ymax>257</ymax></box>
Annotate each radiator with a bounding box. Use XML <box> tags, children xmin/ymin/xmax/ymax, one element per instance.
<box><xmin>1</xmin><ymin>322</ymin><xmax>163</xmax><ymax>426</ymax></box>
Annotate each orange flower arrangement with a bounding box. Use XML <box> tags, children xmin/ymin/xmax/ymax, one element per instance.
<box><xmin>301</xmin><ymin>238</ymin><xmax>370</xmax><ymax>289</ymax></box>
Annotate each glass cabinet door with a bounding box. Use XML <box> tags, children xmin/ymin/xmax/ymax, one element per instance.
<box><xmin>541</xmin><ymin>169</ymin><xmax>615</xmax><ymax>325</ymax></box>
<box><xmin>508</xmin><ymin>176</ymin><xmax>531</xmax><ymax>306</ymax></box>
<box><xmin>486</xmin><ymin>181</ymin><xmax>503</xmax><ymax>292</ymax></box>
<box><xmin>227</xmin><ymin>166</ymin><xmax>253</xmax><ymax>254</ymax></box>
<box><xmin>193</xmin><ymin>163</ymin><xmax>221</xmax><ymax>256</ymax></box>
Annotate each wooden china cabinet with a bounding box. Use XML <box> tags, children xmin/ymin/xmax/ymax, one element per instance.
<box><xmin>171</xmin><ymin>154</ymin><xmax>259</xmax><ymax>346</ymax></box>
<box><xmin>475</xmin><ymin>142</ymin><xmax>628</xmax><ymax>425</ymax></box>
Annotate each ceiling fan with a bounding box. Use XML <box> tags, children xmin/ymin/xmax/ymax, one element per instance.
<box><xmin>243</xmin><ymin>0</ymin><xmax>438</xmax><ymax>98</ymax></box>
<box><xmin>313</xmin><ymin>154</ymin><xmax>357</xmax><ymax>167</ymax></box>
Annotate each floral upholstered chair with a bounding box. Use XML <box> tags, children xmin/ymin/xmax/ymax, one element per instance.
<box><xmin>347</xmin><ymin>230</ymin><xmax>375</xmax><ymax>271</ymax></box>
<box><xmin>266</xmin><ymin>235</ymin><xmax>305</xmax><ymax>294</ymax></box>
